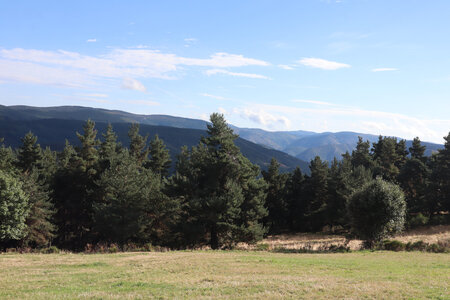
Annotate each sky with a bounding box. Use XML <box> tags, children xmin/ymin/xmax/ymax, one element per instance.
<box><xmin>1</xmin><ymin>0</ymin><xmax>450</xmax><ymax>144</ymax></box>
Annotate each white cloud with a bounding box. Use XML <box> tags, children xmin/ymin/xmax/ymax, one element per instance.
<box><xmin>236</xmin><ymin>107</ymin><xmax>291</xmax><ymax>129</ymax></box>
<box><xmin>218</xmin><ymin>107</ymin><xmax>227</xmax><ymax>114</ymax></box>
<box><xmin>86</xmin><ymin>39</ymin><xmax>97</xmax><ymax>43</ymax></box>
<box><xmin>298</xmin><ymin>58</ymin><xmax>350</xmax><ymax>70</ymax></box>
<box><xmin>0</xmin><ymin>59</ymin><xmax>91</xmax><ymax>87</ymax></box>
<box><xmin>0</xmin><ymin>48</ymin><xmax>270</xmax><ymax>87</ymax></box>
<box><xmin>205</xmin><ymin>69</ymin><xmax>270</xmax><ymax>79</ymax></box>
<box><xmin>234</xmin><ymin>102</ymin><xmax>449</xmax><ymax>143</ymax></box>
<box><xmin>200</xmin><ymin>93</ymin><xmax>226</xmax><ymax>100</ymax></box>
<box><xmin>292</xmin><ymin>99</ymin><xmax>335</xmax><ymax>106</ymax></box>
<box><xmin>278</xmin><ymin>64</ymin><xmax>294</xmax><ymax>70</ymax></box>
<box><xmin>121</xmin><ymin>78</ymin><xmax>147</xmax><ymax>92</ymax></box>
<box><xmin>372</xmin><ymin>68</ymin><xmax>398</xmax><ymax>72</ymax></box>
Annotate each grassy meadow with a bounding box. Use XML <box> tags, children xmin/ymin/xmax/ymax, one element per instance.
<box><xmin>0</xmin><ymin>251</ymin><xmax>449</xmax><ymax>299</ymax></box>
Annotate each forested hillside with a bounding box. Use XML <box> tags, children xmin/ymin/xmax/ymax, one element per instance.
<box><xmin>0</xmin><ymin>113</ymin><xmax>449</xmax><ymax>252</ymax></box>
<box><xmin>0</xmin><ymin>118</ymin><xmax>308</xmax><ymax>173</ymax></box>
<box><xmin>0</xmin><ymin>105</ymin><xmax>442</xmax><ymax>163</ymax></box>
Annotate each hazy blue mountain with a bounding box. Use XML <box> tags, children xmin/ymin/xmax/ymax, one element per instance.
<box><xmin>0</xmin><ymin>118</ymin><xmax>309</xmax><ymax>174</ymax></box>
<box><xmin>284</xmin><ymin>132</ymin><xmax>442</xmax><ymax>162</ymax></box>
<box><xmin>0</xmin><ymin>105</ymin><xmax>443</xmax><ymax>165</ymax></box>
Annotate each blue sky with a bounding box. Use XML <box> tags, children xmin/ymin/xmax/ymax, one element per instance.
<box><xmin>1</xmin><ymin>0</ymin><xmax>449</xmax><ymax>143</ymax></box>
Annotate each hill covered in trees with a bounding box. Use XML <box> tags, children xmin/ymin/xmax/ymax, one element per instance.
<box><xmin>0</xmin><ymin>113</ymin><xmax>449</xmax><ymax>252</ymax></box>
<box><xmin>0</xmin><ymin>118</ymin><xmax>308</xmax><ymax>174</ymax></box>
<box><xmin>0</xmin><ymin>105</ymin><xmax>443</xmax><ymax>163</ymax></box>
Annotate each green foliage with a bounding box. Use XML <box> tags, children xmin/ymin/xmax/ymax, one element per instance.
<box><xmin>303</xmin><ymin>156</ymin><xmax>329</xmax><ymax>231</ymax></box>
<box><xmin>407</xmin><ymin>213</ymin><xmax>429</xmax><ymax>228</ymax></box>
<box><xmin>16</xmin><ymin>131</ymin><xmax>42</xmax><ymax>173</ymax></box>
<box><xmin>380</xmin><ymin>240</ymin><xmax>406</xmax><ymax>251</ymax></box>
<box><xmin>262</xmin><ymin>158</ymin><xmax>289</xmax><ymax>233</ymax></box>
<box><xmin>20</xmin><ymin>170</ymin><xmax>55</xmax><ymax>248</ymax></box>
<box><xmin>128</xmin><ymin>123</ymin><xmax>149</xmax><ymax>164</ymax></box>
<box><xmin>147</xmin><ymin>134</ymin><xmax>171</xmax><ymax>178</ymax></box>
<box><xmin>76</xmin><ymin>119</ymin><xmax>100</xmax><ymax>171</ymax></box>
<box><xmin>351</xmin><ymin>137</ymin><xmax>373</xmax><ymax>169</ymax></box>
<box><xmin>348</xmin><ymin>178</ymin><xmax>406</xmax><ymax>245</ymax></box>
<box><xmin>0</xmin><ymin>170</ymin><xmax>29</xmax><ymax>242</ymax></box>
<box><xmin>428</xmin><ymin>132</ymin><xmax>450</xmax><ymax>214</ymax></box>
<box><xmin>171</xmin><ymin>113</ymin><xmax>267</xmax><ymax>249</ymax></box>
<box><xmin>94</xmin><ymin>151</ymin><xmax>178</xmax><ymax>245</ymax></box>
<box><xmin>285</xmin><ymin>167</ymin><xmax>305</xmax><ymax>231</ymax></box>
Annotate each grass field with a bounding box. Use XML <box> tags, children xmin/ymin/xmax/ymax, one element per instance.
<box><xmin>0</xmin><ymin>251</ymin><xmax>449</xmax><ymax>299</ymax></box>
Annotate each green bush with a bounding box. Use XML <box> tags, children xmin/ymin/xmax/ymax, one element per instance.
<box><xmin>381</xmin><ymin>240</ymin><xmax>406</xmax><ymax>251</ymax></box>
<box><xmin>40</xmin><ymin>246</ymin><xmax>61</xmax><ymax>254</ymax></box>
<box><xmin>406</xmin><ymin>241</ymin><xmax>428</xmax><ymax>251</ymax></box>
<box><xmin>348</xmin><ymin>178</ymin><xmax>406</xmax><ymax>246</ymax></box>
<box><xmin>407</xmin><ymin>213</ymin><xmax>429</xmax><ymax>228</ymax></box>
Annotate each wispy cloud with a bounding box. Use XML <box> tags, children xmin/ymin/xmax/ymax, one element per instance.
<box><xmin>278</xmin><ymin>64</ymin><xmax>294</xmax><ymax>70</ymax></box>
<box><xmin>292</xmin><ymin>99</ymin><xmax>336</xmax><ymax>106</ymax></box>
<box><xmin>0</xmin><ymin>48</ymin><xmax>270</xmax><ymax>87</ymax></box>
<box><xmin>200</xmin><ymin>93</ymin><xmax>226</xmax><ymax>100</ymax></box>
<box><xmin>234</xmin><ymin>102</ymin><xmax>449</xmax><ymax>143</ymax></box>
<box><xmin>235</xmin><ymin>107</ymin><xmax>291</xmax><ymax>129</ymax></box>
<box><xmin>121</xmin><ymin>78</ymin><xmax>147</xmax><ymax>92</ymax></box>
<box><xmin>298</xmin><ymin>58</ymin><xmax>350</xmax><ymax>70</ymax></box>
<box><xmin>205</xmin><ymin>69</ymin><xmax>270</xmax><ymax>79</ymax></box>
<box><xmin>86</xmin><ymin>39</ymin><xmax>97</xmax><ymax>43</ymax></box>
<box><xmin>371</xmin><ymin>68</ymin><xmax>398</xmax><ymax>72</ymax></box>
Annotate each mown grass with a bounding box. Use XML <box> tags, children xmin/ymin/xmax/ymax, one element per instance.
<box><xmin>0</xmin><ymin>251</ymin><xmax>449</xmax><ymax>299</ymax></box>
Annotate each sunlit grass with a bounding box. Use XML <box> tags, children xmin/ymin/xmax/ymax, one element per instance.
<box><xmin>0</xmin><ymin>251</ymin><xmax>449</xmax><ymax>299</ymax></box>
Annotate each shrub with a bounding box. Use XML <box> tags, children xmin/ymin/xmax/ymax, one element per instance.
<box><xmin>348</xmin><ymin>178</ymin><xmax>406</xmax><ymax>246</ymax></box>
<box><xmin>40</xmin><ymin>246</ymin><xmax>60</xmax><ymax>254</ymax></box>
<box><xmin>406</xmin><ymin>241</ymin><xmax>428</xmax><ymax>251</ymax></box>
<box><xmin>407</xmin><ymin>213</ymin><xmax>429</xmax><ymax>228</ymax></box>
<box><xmin>381</xmin><ymin>240</ymin><xmax>406</xmax><ymax>251</ymax></box>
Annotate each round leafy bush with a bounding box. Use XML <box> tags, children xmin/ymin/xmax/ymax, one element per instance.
<box><xmin>348</xmin><ymin>177</ymin><xmax>406</xmax><ymax>245</ymax></box>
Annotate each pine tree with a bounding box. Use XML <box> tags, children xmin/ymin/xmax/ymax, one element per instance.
<box><xmin>262</xmin><ymin>158</ymin><xmax>289</xmax><ymax>233</ymax></box>
<box><xmin>16</xmin><ymin>131</ymin><xmax>42</xmax><ymax>173</ymax></box>
<box><xmin>128</xmin><ymin>123</ymin><xmax>149</xmax><ymax>165</ymax></box>
<box><xmin>99</xmin><ymin>123</ymin><xmax>121</xmax><ymax>172</ymax></box>
<box><xmin>303</xmin><ymin>156</ymin><xmax>329</xmax><ymax>231</ymax></box>
<box><xmin>147</xmin><ymin>134</ymin><xmax>172</xmax><ymax>178</ymax></box>
<box><xmin>399</xmin><ymin>138</ymin><xmax>430</xmax><ymax>215</ymax></box>
<box><xmin>373</xmin><ymin>137</ymin><xmax>400</xmax><ymax>181</ymax></box>
<box><xmin>429</xmin><ymin>132</ymin><xmax>450</xmax><ymax>214</ymax></box>
<box><xmin>351</xmin><ymin>137</ymin><xmax>373</xmax><ymax>169</ymax></box>
<box><xmin>53</xmin><ymin>120</ymin><xmax>100</xmax><ymax>249</ymax></box>
<box><xmin>410</xmin><ymin>137</ymin><xmax>427</xmax><ymax>163</ymax></box>
<box><xmin>76</xmin><ymin>119</ymin><xmax>99</xmax><ymax>173</ymax></box>
<box><xmin>20</xmin><ymin>170</ymin><xmax>55</xmax><ymax>248</ymax></box>
<box><xmin>171</xmin><ymin>113</ymin><xmax>267</xmax><ymax>249</ymax></box>
<box><xmin>285</xmin><ymin>167</ymin><xmax>305</xmax><ymax>231</ymax></box>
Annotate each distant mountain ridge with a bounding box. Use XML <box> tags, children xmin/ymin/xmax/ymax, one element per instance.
<box><xmin>0</xmin><ymin>105</ymin><xmax>443</xmax><ymax>164</ymax></box>
<box><xmin>0</xmin><ymin>116</ymin><xmax>309</xmax><ymax>174</ymax></box>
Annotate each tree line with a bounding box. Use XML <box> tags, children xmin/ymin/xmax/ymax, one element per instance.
<box><xmin>0</xmin><ymin>113</ymin><xmax>449</xmax><ymax>250</ymax></box>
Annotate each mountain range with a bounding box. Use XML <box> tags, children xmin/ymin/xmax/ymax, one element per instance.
<box><xmin>0</xmin><ymin>105</ymin><xmax>443</xmax><ymax>170</ymax></box>
<box><xmin>0</xmin><ymin>106</ymin><xmax>309</xmax><ymax>173</ymax></box>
